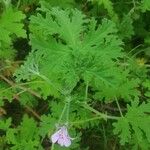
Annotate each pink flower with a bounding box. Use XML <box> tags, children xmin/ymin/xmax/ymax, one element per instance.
<box><xmin>51</xmin><ymin>126</ymin><xmax>72</xmax><ymax>147</ymax></box>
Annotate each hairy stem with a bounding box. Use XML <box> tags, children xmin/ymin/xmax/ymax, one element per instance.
<box><xmin>66</xmin><ymin>96</ymin><xmax>71</xmax><ymax>124</ymax></box>
<box><xmin>70</xmin><ymin>116</ymin><xmax>102</xmax><ymax>125</ymax></box>
<box><xmin>85</xmin><ymin>81</ymin><xmax>88</xmax><ymax>101</ymax></box>
<box><xmin>79</xmin><ymin>102</ymin><xmax>119</xmax><ymax>120</ymax></box>
<box><xmin>17</xmin><ymin>0</ymin><xmax>21</xmax><ymax>9</ymax></box>
<box><xmin>115</xmin><ymin>97</ymin><xmax>123</xmax><ymax>117</ymax></box>
<box><xmin>51</xmin><ymin>143</ymin><xmax>54</xmax><ymax>150</ymax></box>
<box><xmin>58</xmin><ymin>102</ymin><xmax>67</xmax><ymax>124</ymax></box>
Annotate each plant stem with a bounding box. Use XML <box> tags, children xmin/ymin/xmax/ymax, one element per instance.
<box><xmin>66</xmin><ymin>96</ymin><xmax>71</xmax><ymax>124</ymax></box>
<box><xmin>132</xmin><ymin>0</ymin><xmax>136</xmax><ymax>8</ymax></box>
<box><xmin>70</xmin><ymin>116</ymin><xmax>102</xmax><ymax>125</ymax></box>
<box><xmin>79</xmin><ymin>102</ymin><xmax>119</xmax><ymax>120</ymax></box>
<box><xmin>0</xmin><ymin>75</ymin><xmax>41</xmax><ymax>120</ymax></box>
<box><xmin>0</xmin><ymin>75</ymin><xmax>41</xmax><ymax>99</ymax></box>
<box><xmin>0</xmin><ymin>66</ymin><xmax>11</xmax><ymax>72</ymax></box>
<box><xmin>50</xmin><ymin>96</ymin><xmax>71</xmax><ymax>149</ymax></box>
<box><xmin>17</xmin><ymin>0</ymin><xmax>21</xmax><ymax>9</ymax></box>
<box><xmin>25</xmin><ymin>105</ymin><xmax>41</xmax><ymax>120</ymax></box>
<box><xmin>58</xmin><ymin>102</ymin><xmax>67</xmax><ymax>124</ymax></box>
<box><xmin>51</xmin><ymin>143</ymin><xmax>54</xmax><ymax>150</ymax></box>
<box><xmin>85</xmin><ymin>81</ymin><xmax>88</xmax><ymax>101</ymax></box>
<box><xmin>115</xmin><ymin>97</ymin><xmax>123</xmax><ymax>117</ymax></box>
<box><xmin>57</xmin><ymin>96</ymin><xmax>71</xmax><ymax>124</ymax></box>
<box><xmin>102</xmin><ymin>124</ymin><xmax>107</xmax><ymax>150</ymax></box>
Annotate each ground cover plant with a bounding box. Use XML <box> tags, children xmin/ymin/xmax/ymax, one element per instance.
<box><xmin>0</xmin><ymin>0</ymin><xmax>150</xmax><ymax>149</ymax></box>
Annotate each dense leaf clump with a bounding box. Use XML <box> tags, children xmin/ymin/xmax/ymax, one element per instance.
<box><xmin>0</xmin><ymin>0</ymin><xmax>150</xmax><ymax>150</ymax></box>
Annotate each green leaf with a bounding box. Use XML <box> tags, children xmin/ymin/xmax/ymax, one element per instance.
<box><xmin>39</xmin><ymin>114</ymin><xmax>56</xmax><ymax>138</ymax></box>
<box><xmin>143</xmin><ymin>80</ymin><xmax>150</xmax><ymax>98</ymax></box>
<box><xmin>95</xmin><ymin>76</ymin><xmax>140</xmax><ymax>101</ymax></box>
<box><xmin>6</xmin><ymin>115</ymin><xmax>41</xmax><ymax>150</ymax></box>
<box><xmin>119</xmin><ymin>14</ymin><xmax>134</xmax><ymax>39</ymax></box>
<box><xmin>113</xmin><ymin>117</ymin><xmax>131</xmax><ymax>145</ymax></box>
<box><xmin>89</xmin><ymin>0</ymin><xmax>118</xmax><ymax>21</ymax></box>
<box><xmin>0</xmin><ymin>81</ymin><xmax>15</xmax><ymax>105</ymax></box>
<box><xmin>40</xmin><ymin>0</ymin><xmax>75</xmax><ymax>8</ymax></box>
<box><xmin>19</xmin><ymin>115</ymin><xmax>38</xmax><ymax>140</ymax></box>
<box><xmin>113</xmin><ymin>100</ymin><xmax>150</xmax><ymax>146</ymax></box>
<box><xmin>50</xmin><ymin>7</ymin><xmax>88</xmax><ymax>48</ymax></box>
<box><xmin>141</xmin><ymin>0</ymin><xmax>150</xmax><ymax>12</ymax></box>
<box><xmin>0</xmin><ymin>7</ymin><xmax>26</xmax><ymax>60</ymax></box>
<box><xmin>0</xmin><ymin>118</ymin><xmax>12</xmax><ymax>130</ymax></box>
<box><xmin>0</xmin><ymin>8</ymin><xmax>26</xmax><ymax>45</ymax></box>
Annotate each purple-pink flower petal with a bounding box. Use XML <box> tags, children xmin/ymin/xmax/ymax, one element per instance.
<box><xmin>64</xmin><ymin>137</ymin><xmax>71</xmax><ymax>147</ymax></box>
<box><xmin>51</xmin><ymin>130</ymin><xmax>60</xmax><ymax>143</ymax></box>
<box><xmin>57</xmin><ymin>137</ymin><xmax>65</xmax><ymax>146</ymax></box>
<box><xmin>51</xmin><ymin>126</ymin><xmax>72</xmax><ymax>147</ymax></box>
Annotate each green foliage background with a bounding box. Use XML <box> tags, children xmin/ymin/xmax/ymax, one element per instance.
<box><xmin>0</xmin><ymin>0</ymin><xmax>150</xmax><ymax>150</ymax></box>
